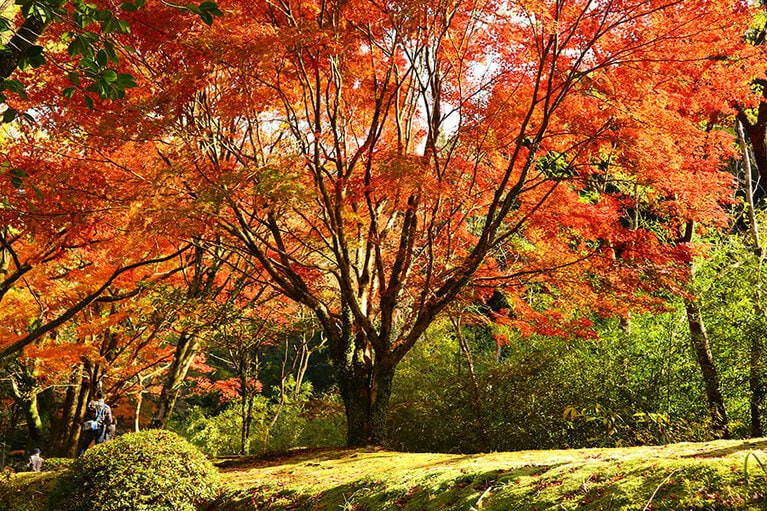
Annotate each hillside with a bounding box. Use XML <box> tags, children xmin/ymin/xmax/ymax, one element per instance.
<box><xmin>214</xmin><ymin>439</ymin><xmax>767</xmax><ymax>510</ymax></box>
<box><xmin>3</xmin><ymin>438</ymin><xmax>767</xmax><ymax>510</ymax></box>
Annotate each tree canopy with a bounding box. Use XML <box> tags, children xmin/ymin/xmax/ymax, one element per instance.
<box><xmin>0</xmin><ymin>0</ymin><xmax>764</xmax><ymax>448</ymax></box>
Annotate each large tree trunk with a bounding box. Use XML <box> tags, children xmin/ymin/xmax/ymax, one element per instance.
<box><xmin>9</xmin><ymin>370</ymin><xmax>45</xmax><ymax>450</ymax></box>
<box><xmin>150</xmin><ymin>332</ymin><xmax>199</xmax><ymax>429</ymax></box>
<box><xmin>331</xmin><ymin>322</ymin><xmax>395</xmax><ymax>447</ymax></box>
<box><xmin>338</xmin><ymin>361</ymin><xmax>395</xmax><ymax>447</ymax></box>
<box><xmin>49</xmin><ymin>366</ymin><xmax>85</xmax><ymax>457</ymax></box>
<box><xmin>19</xmin><ymin>392</ymin><xmax>44</xmax><ymax>449</ymax></box>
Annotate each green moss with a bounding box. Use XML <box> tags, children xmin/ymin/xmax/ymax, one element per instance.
<box><xmin>216</xmin><ymin>440</ymin><xmax>767</xmax><ymax>511</ymax></box>
<box><xmin>5</xmin><ymin>438</ymin><xmax>767</xmax><ymax>511</ymax></box>
<box><xmin>0</xmin><ymin>472</ymin><xmax>58</xmax><ymax>511</ymax></box>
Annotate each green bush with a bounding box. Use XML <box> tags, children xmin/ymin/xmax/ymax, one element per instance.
<box><xmin>43</xmin><ymin>457</ymin><xmax>73</xmax><ymax>472</ymax></box>
<box><xmin>173</xmin><ymin>394</ymin><xmax>345</xmax><ymax>457</ymax></box>
<box><xmin>50</xmin><ymin>430</ymin><xmax>220</xmax><ymax>511</ymax></box>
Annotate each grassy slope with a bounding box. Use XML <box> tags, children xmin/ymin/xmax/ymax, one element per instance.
<box><xmin>3</xmin><ymin>439</ymin><xmax>767</xmax><ymax>510</ymax></box>
<box><xmin>215</xmin><ymin>439</ymin><xmax>767</xmax><ymax>511</ymax></box>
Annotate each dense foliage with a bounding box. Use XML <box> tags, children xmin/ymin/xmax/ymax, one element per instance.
<box><xmin>0</xmin><ymin>0</ymin><xmax>766</xmax><ymax>457</ymax></box>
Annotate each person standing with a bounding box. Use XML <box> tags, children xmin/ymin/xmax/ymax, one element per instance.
<box><xmin>28</xmin><ymin>448</ymin><xmax>43</xmax><ymax>472</ymax></box>
<box><xmin>104</xmin><ymin>416</ymin><xmax>117</xmax><ymax>442</ymax></box>
<box><xmin>77</xmin><ymin>391</ymin><xmax>113</xmax><ymax>456</ymax></box>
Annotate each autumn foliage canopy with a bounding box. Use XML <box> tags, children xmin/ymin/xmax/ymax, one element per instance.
<box><xmin>0</xmin><ymin>0</ymin><xmax>762</xmax><ymax>445</ymax></box>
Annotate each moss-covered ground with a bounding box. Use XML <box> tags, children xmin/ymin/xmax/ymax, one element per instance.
<box><xmin>214</xmin><ymin>439</ymin><xmax>767</xmax><ymax>510</ymax></box>
<box><xmin>3</xmin><ymin>438</ymin><xmax>767</xmax><ymax>510</ymax></box>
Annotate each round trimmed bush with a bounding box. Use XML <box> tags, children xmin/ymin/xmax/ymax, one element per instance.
<box><xmin>51</xmin><ymin>430</ymin><xmax>220</xmax><ymax>511</ymax></box>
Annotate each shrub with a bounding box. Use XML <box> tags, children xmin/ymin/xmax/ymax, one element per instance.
<box><xmin>43</xmin><ymin>457</ymin><xmax>73</xmax><ymax>472</ymax></box>
<box><xmin>173</xmin><ymin>395</ymin><xmax>345</xmax><ymax>457</ymax></box>
<box><xmin>50</xmin><ymin>429</ymin><xmax>220</xmax><ymax>511</ymax></box>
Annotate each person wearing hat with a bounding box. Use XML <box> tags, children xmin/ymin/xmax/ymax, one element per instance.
<box><xmin>28</xmin><ymin>448</ymin><xmax>43</xmax><ymax>472</ymax></box>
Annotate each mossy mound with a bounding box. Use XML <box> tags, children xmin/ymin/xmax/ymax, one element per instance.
<box><xmin>51</xmin><ymin>429</ymin><xmax>220</xmax><ymax>511</ymax></box>
<box><xmin>215</xmin><ymin>440</ymin><xmax>767</xmax><ymax>510</ymax></box>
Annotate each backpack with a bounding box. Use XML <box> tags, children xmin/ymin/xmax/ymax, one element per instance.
<box><xmin>82</xmin><ymin>403</ymin><xmax>106</xmax><ymax>431</ymax></box>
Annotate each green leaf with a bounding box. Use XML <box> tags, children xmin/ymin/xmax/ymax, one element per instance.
<box><xmin>2</xmin><ymin>108</ymin><xmax>16</xmax><ymax>123</ymax></box>
<box><xmin>19</xmin><ymin>45</ymin><xmax>45</xmax><ymax>70</ymax></box>
<box><xmin>67</xmin><ymin>38</ymin><xmax>83</xmax><ymax>57</ymax></box>
<box><xmin>101</xmin><ymin>16</ymin><xmax>115</xmax><ymax>33</ymax></box>
<box><xmin>120</xmin><ymin>2</ymin><xmax>138</xmax><ymax>11</ymax></box>
<box><xmin>79</xmin><ymin>57</ymin><xmax>98</xmax><ymax>73</ymax></box>
<box><xmin>84</xmin><ymin>95</ymin><xmax>94</xmax><ymax>109</ymax></box>
<box><xmin>68</xmin><ymin>72</ymin><xmax>81</xmax><ymax>86</ymax></box>
<box><xmin>96</xmin><ymin>49</ymin><xmax>108</xmax><ymax>68</ymax></box>
<box><xmin>101</xmin><ymin>69</ymin><xmax>118</xmax><ymax>83</ymax></box>
<box><xmin>104</xmin><ymin>41</ymin><xmax>119</xmax><ymax>64</ymax></box>
<box><xmin>10</xmin><ymin>167</ymin><xmax>26</xmax><ymax>189</ymax></box>
<box><xmin>63</xmin><ymin>87</ymin><xmax>76</xmax><ymax>99</ymax></box>
<box><xmin>1</xmin><ymin>79</ymin><xmax>27</xmax><ymax>100</ymax></box>
<box><xmin>117</xmin><ymin>73</ymin><xmax>138</xmax><ymax>89</ymax></box>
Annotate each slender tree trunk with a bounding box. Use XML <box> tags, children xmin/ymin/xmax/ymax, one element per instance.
<box><xmin>684</xmin><ymin>297</ymin><xmax>730</xmax><ymax>438</ymax></box>
<box><xmin>750</xmin><ymin>333</ymin><xmax>765</xmax><ymax>437</ymax></box>
<box><xmin>737</xmin><ymin>91</ymin><xmax>767</xmax><ymax>203</ymax></box>
<box><xmin>71</xmin><ymin>378</ymin><xmax>91</xmax><ymax>455</ymax></box>
<box><xmin>452</xmin><ymin>316</ymin><xmax>491</xmax><ymax>451</ymax></box>
<box><xmin>240</xmin><ymin>373</ymin><xmax>252</xmax><ymax>455</ymax></box>
<box><xmin>150</xmin><ymin>332</ymin><xmax>199</xmax><ymax>429</ymax></box>
<box><xmin>681</xmin><ymin>221</ymin><xmax>729</xmax><ymax>439</ymax></box>
<box><xmin>737</xmin><ymin>119</ymin><xmax>766</xmax><ymax>437</ymax></box>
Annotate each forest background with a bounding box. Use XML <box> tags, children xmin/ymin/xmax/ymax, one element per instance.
<box><xmin>2</xmin><ymin>0</ymin><xmax>767</xmax><ymax>461</ymax></box>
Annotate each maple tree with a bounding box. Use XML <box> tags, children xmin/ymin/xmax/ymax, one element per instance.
<box><xmin>5</xmin><ymin>0</ymin><xmax>760</xmax><ymax>449</ymax></box>
<box><xmin>0</xmin><ymin>0</ymin><xmax>227</xmax><ymax>364</ymax></box>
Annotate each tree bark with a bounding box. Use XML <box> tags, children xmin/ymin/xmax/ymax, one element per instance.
<box><xmin>453</xmin><ymin>315</ymin><xmax>491</xmax><ymax>451</ymax></box>
<box><xmin>737</xmin><ymin>119</ymin><xmax>766</xmax><ymax>437</ymax></box>
<box><xmin>680</xmin><ymin>261</ymin><xmax>729</xmax><ymax>439</ymax></box>
<box><xmin>737</xmin><ymin>83</ymin><xmax>767</xmax><ymax>203</ymax></box>
<box><xmin>684</xmin><ymin>297</ymin><xmax>730</xmax><ymax>438</ymax></box>
<box><xmin>326</xmin><ymin>309</ymin><xmax>395</xmax><ymax>447</ymax></box>
<box><xmin>340</xmin><ymin>368</ymin><xmax>394</xmax><ymax>447</ymax></box>
<box><xmin>9</xmin><ymin>369</ymin><xmax>44</xmax><ymax>450</ymax></box>
<box><xmin>750</xmin><ymin>332</ymin><xmax>765</xmax><ymax>437</ymax></box>
<box><xmin>49</xmin><ymin>366</ymin><xmax>84</xmax><ymax>457</ymax></box>
<box><xmin>150</xmin><ymin>332</ymin><xmax>199</xmax><ymax>429</ymax></box>
<box><xmin>681</xmin><ymin>221</ymin><xmax>729</xmax><ymax>439</ymax></box>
